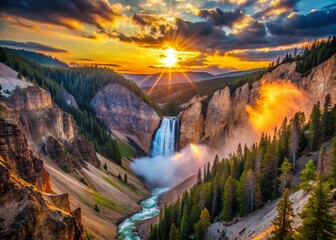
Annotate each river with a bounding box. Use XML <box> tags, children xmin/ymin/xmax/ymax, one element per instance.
<box><xmin>118</xmin><ymin>187</ymin><xmax>169</xmax><ymax>239</ymax></box>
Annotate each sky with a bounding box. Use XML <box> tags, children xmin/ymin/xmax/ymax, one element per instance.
<box><xmin>0</xmin><ymin>0</ymin><xmax>335</xmax><ymax>74</ymax></box>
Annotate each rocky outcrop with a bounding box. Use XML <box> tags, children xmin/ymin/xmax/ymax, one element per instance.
<box><xmin>3</xmin><ymin>86</ymin><xmax>100</xmax><ymax>172</ymax></box>
<box><xmin>179</xmin><ymin>54</ymin><xmax>336</xmax><ymax>148</ymax></box>
<box><xmin>299</xmin><ymin>54</ymin><xmax>336</xmax><ymax>103</ymax></box>
<box><xmin>0</xmin><ymin>158</ymin><xmax>84</xmax><ymax>240</ymax></box>
<box><xmin>179</xmin><ymin>95</ymin><xmax>206</xmax><ymax>147</ymax></box>
<box><xmin>91</xmin><ymin>83</ymin><xmax>160</xmax><ymax>152</ymax></box>
<box><xmin>4</xmin><ymin>86</ymin><xmax>52</xmax><ymax>111</ymax></box>
<box><xmin>0</xmin><ymin>117</ymin><xmax>52</xmax><ymax>193</ymax></box>
<box><xmin>60</xmin><ymin>89</ymin><xmax>78</xmax><ymax>109</ymax></box>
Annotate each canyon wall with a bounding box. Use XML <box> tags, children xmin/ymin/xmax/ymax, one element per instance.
<box><xmin>0</xmin><ymin>105</ymin><xmax>83</xmax><ymax>239</ymax></box>
<box><xmin>179</xmin><ymin>54</ymin><xmax>336</xmax><ymax>148</ymax></box>
<box><xmin>91</xmin><ymin>83</ymin><xmax>161</xmax><ymax>152</ymax></box>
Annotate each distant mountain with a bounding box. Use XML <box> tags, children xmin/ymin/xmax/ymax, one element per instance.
<box><xmin>124</xmin><ymin>71</ymin><xmax>214</xmax><ymax>87</ymax></box>
<box><xmin>214</xmin><ymin>69</ymin><xmax>264</xmax><ymax>79</ymax></box>
<box><xmin>5</xmin><ymin>48</ymin><xmax>68</xmax><ymax>67</ymax></box>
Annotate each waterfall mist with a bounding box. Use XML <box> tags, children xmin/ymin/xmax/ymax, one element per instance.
<box><xmin>132</xmin><ymin>143</ymin><xmax>212</xmax><ymax>187</ymax></box>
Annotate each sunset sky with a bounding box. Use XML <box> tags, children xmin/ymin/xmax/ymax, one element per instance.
<box><xmin>1</xmin><ymin>0</ymin><xmax>335</xmax><ymax>74</ymax></box>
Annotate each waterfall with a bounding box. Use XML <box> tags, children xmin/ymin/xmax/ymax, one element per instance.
<box><xmin>151</xmin><ymin>117</ymin><xmax>180</xmax><ymax>157</ymax></box>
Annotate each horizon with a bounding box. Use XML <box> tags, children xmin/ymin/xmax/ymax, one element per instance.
<box><xmin>1</xmin><ymin>0</ymin><xmax>335</xmax><ymax>75</ymax></box>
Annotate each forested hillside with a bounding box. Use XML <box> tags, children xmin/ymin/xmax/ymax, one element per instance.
<box><xmin>279</xmin><ymin>35</ymin><xmax>336</xmax><ymax>75</ymax></box>
<box><xmin>0</xmin><ymin>48</ymin><xmax>157</xmax><ymax>164</ymax></box>
<box><xmin>150</xmin><ymin>94</ymin><xmax>336</xmax><ymax>240</ymax></box>
<box><xmin>5</xmin><ymin>48</ymin><xmax>68</xmax><ymax>67</ymax></box>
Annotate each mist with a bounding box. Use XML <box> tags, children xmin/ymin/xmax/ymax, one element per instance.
<box><xmin>131</xmin><ymin>144</ymin><xmax>214</xmax><ymax>187</ymax></box>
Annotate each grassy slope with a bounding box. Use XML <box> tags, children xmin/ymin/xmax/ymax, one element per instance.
<box><xmin>45</xmin><ymin>154</ymin><xmax>150</xmax><ymax>240</ymax></box>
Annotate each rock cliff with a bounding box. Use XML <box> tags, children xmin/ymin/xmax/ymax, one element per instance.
<box><xmin>0</xmin><ymin>116</ymin><xmax>52</xmax><ymax>193</ymax></box>
<box><xmin>0</xmin><ymin>157</ymin><xmax>84</xmax><ymax>240</ymax></box>
<box><xmin>91</xmin><ymin>83</ymin><xmax>160</xmax><ymax>152</ymax></box>
<box><xmin>0</xmin><ymin>105</ymin><xmax>83</xmax><ymax>239</ymax></box>
<box><xmin>4</xmin><ymin>86</ymin><xmax>100</xmax><ymax>171</ymax></box>
<box><xmin>5</xmin><ymin>86</ymin><xmax>52</xmax><ymax>111</ymax></box>
<box><xmin>179</xmin><ymin>54</ymin><xmax>336</xmax><ymax>148</ymax></box>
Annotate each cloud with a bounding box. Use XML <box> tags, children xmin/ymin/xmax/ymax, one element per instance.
<box><xmin>198</xmin><ymin>8</ymin><xmax>246</xmax><ymax>27</ymax></box>
<box><xmin>227</xmin><ymin>48</ymin><xmax>296</xmax><ymax>61</ymax></box>
<box><xmin>0</xmin><ymin>40</ymin><xmax>68</xmax><ymax>53</ymax></box>
<box><xmin>0</xmin><ymin>0</ymin><xmax>123</xmax><ymax>30</ymax></box>
<box><xmin>266</xmin><ymin>9</ymin><xmax>336</xmax><ymax>37</ymax></box>
<box><xmin>254</xmin><ymin>0</ymin><xmax>300</xmax><ymax>18</ymax></box>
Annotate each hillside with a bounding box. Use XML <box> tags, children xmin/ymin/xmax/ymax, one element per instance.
<box><xmin>5</xmin><ymin>48</ymin><xmax>68</xmax><ymax>67</ymax></box>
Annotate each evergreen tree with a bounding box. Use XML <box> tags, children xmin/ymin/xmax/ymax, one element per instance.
<box><xmin>194</xmin><ymin>208</ymin><xmax>211</xmax><ymax>240</ymax></box>
<box><xmin>309</xmin><ymin>103</ymin><xmax>322</xmax><ymax>151</ymax></box>
<box><xmin>169</xmin><ymin>223</ymin><xmax>179</xmax><ymax>240</ymax></box>
<box><xmin>197</xmin><ymin>168</ymin><xmax>202</xmax><ymax>184</ymax></box>
<box><xmin>103</xmin><ymin>163</ymin><xmax>107</xmax><ymax>170</ymax></box>
<box><xmin>221</xmin><ymin>176</ymin><xmax>237</xmax><ymax>220</ymax></box>
<box><xmin>180</xmin><ymin>205</ymin><xmax>190</xmax><ymax>240</ymax></box>
<box><xmin>270</xmin><ymin>189</ymin><xmax>294</xmax><ymax>240</ymax></box>
<box><xmin>278</xmin><ymin>158</ymin><xmax>293</xmax><ymax>194</ymax></box>
<box><xmin>299</xmin><ymin>160</ymin><xmax>316</xmax><ymax>191</ymax></box>
<box><xmin>118</xmin><ymin>173</ymin><xmax>122</xmax><ymax>180</ymax></box>
<box><xmin>94</xmin><ymin>203</ymin><xmax>100</xmax><ymax>212</ymax></box>
<box><xmin>330</xmin><ymin>137</ymin><xmax>336</xmax><ymax>184</ymax></box>
<box><xmin>296</xmin><ymin>182</ymin><xmax>336</xmax><ymax>240</ymax></box>
<box><xmin>317</xmin><ymin>146</ymin><xmax>326</xmax><ymax>177</ymax></box>
<box><xmin>321</xmin><ymin>94</ymin><xmax>332</xmax><ymax>142</ymax></box>
<box><xmin>124</xmin><ymin>174</ymin><xmax>128</xmax><ymax>183</ymax></box>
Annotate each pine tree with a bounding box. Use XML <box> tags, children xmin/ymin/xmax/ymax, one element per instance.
<box><xmin>103</xmin><ymin>163</ymin><xmax>107</xmax><ymax>170</ymax></box>
<box><xmin>296</xmin><ymin>182</ymin><xmax>336</xmax><ymax>239</ymax></box>
<box><xmin>194</xmin><ymin>208</ymin><xmax>211</xmax><ymax>240</ymax></box>
<box><xmin>180</xmin><ymin>205</ymin><xmax>190</xmax><ymax>240</ymax></box>
<box><xmin>330</xmin><ymin>137</ymin><xmax>336</xmax><ymax>184</ymax></box>
<box><xmin>317</xmin><ymin>146</ymin><xmax>326</xmax><ymax>177</ymax></box>
<box><xmin>270</xmin><ymin>189</ymin><xmax>294</xmax><ymax>240</ymax></box>
<box><xmin>124</xmin><ymin>174</ymin><xmax>128</xmax><ymax>183</ymax></box>
<box><xmin>299</xmin><ymin>160</ymin><xmax>316</xmax><ymax>191</ymax></box>
<box><xmin>221</xmin><ymin>176</ymin><xmax>237</xmax><ymax>220</ymax></box>
<box><xmin>94</xmin><ymin>203</ymin><xmax>100</xmax><ymax>212</ymax></box>
<box><xmin>197</xmin><ymin>168</ymin><xmax>202</xmax><ymax>184</ymax></box>
<box><xmin>309</xmin><ymin>103</ymin><xmax>322</xmax><ymax>151</ymax></box>
<box><xmin>278</xmin><ymin>158</ymin><xmax>293</xmax><ymax>194</ymax></box>
<box><xmin>118</xmin><ymin>173</ymin><xmax>122</xmax><ymax>180</ymax></box>
<box><xmin>169</xmin><ymin>223</ymin><xmax>179</xmax><ymax>240</ymax></box>
<box><xmin>321</xmin><ymin>93</ymin><xmax>332</xmax><ymax>142</ymax></box>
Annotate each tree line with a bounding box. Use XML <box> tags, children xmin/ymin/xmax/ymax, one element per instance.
<box><xmin>150</xmin><ymin>94</ymin><xmax>336</xmax><ymax>240</ymax></box>
<box><xmin>269</xmin><ymin>35</ymin><xmax>336</xmax><ymax>76</ymax></box>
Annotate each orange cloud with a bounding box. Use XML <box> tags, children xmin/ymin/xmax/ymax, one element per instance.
<box><xmin>246</xmin><ymin>81</ymin><xmax>308</xmax><ymax>134</ymax></box>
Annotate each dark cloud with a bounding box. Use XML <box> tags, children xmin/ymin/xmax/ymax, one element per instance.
<box><xmin>0</xmin><ymin>0</ymin><xmax>121</xmax><ymax>30</ymax></box>
<box><xmin>227</xmin><ymin>48</ymin><xmax>297</xmax><ymax>61</ymax></box>
<box><xmin>0</xmin><ymin>40</ymin><xmax>68</xmax><ymax>53</ymax></box>
<box><xmin>114</xmin><ymin>15</ymin><xmax>267</xmax><ymax>53</ymax></box>
<box><xmin>254</xmin><ymin>0</ymin><xmax>300</xmax><ymax>18</ymax></box>
<box><xmin>198</xmin><ymin>8</ymin><xmax>246</xmax><ymax>27</ymax></box>
<box><xmin>266</xmin><ymin>9</ymin><xmax>336</xmax><ymax>37</ymax></box>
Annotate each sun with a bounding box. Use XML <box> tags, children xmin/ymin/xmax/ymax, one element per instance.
<box><xmin>162</xmin><ymin>48</ymin><xmax>177</xmax><ymax>67</ymax></box>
